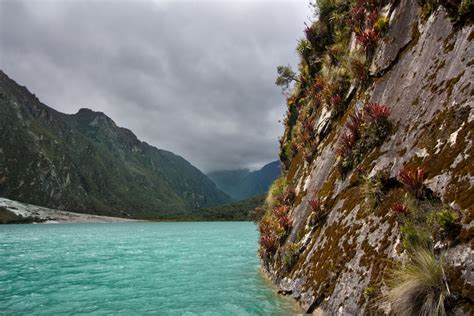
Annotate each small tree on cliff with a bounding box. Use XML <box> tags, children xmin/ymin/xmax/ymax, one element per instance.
<box><xmin>275</xmin><ymin>65</ymin><xmax>300</xmax><ymax>93</ymax></box>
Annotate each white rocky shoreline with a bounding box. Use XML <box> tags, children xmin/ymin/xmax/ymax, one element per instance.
<box><xmin>0</xmin><ymin>197</ymin><xmax>142</xmax><ymax>224</ymax></box>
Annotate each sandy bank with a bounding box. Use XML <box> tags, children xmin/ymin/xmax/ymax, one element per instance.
<box><xmin>0</xmin><ymin>198</ymin><xmax>142</xmax><ymax>224</ymax></box>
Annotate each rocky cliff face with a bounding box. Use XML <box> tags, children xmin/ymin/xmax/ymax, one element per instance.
<box><xmin>0</xmin><ymin>71</ymin><xmax>230</xmax><ymax>218</ymax></box>
<box><xmin>260</xmin><ymin>0</ymin><xmax>473</xmax><ymax>314</ymax></box>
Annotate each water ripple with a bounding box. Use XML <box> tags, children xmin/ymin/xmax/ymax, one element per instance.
<box><xmin>0</xmin><ymin>222</ymin><xmax>299</xmax><ymax>315</ymax></box>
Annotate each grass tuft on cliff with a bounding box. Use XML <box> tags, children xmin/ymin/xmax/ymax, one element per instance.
<box><xmin>265</xmin><ymin>177</ymin><xmax>288</xmax><ymax>209</ymax></box>
<box><xmin>385</xmin><ymin>248</ymin><xmax>450</xmax><ymax>316</ymax></box>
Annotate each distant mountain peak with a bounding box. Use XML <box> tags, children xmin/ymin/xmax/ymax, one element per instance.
<box><xmin>76</xmin><ymin>107</ymin><xmax>108</xmax><ymax>119</ymax></box>
<box><xmin>208</xmin><ymin>160</ymin><xmax>281</xmax><ymax>200</ymax></box>
<box><xmin>76</xmin><ymin>107</ymin><xmax>97</xmax><ymax>115</ymax></box>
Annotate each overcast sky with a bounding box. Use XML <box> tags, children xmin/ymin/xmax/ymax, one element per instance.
<box><xmin>0</xmin><ymin>0</ymin><xmax>312</xmax><ymax>172</ymax></box>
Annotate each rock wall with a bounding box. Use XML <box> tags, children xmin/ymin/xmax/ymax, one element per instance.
<box><xmin>262</xmin><ymin>1</ymin><xmax>473</xmax><ymax>314</ymax></box>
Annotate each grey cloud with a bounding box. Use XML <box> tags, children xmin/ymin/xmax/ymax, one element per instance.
<box><xmin>0</xmin><ymin>0</ymin><xmax>312</xmax><ymax>172</ymax></box>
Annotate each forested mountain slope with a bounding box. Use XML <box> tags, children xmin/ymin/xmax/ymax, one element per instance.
<box><xmin>0</xmin><ymin>71</ymin><xmax>230</xmax><ymax>219</ymax></box>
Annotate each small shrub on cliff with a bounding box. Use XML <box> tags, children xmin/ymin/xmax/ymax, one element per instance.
<box><xmin>438</xmin><ymin>0</ymin><xmax>474</xmax><ymax>22</ymax></box>
<box><xmin>286</xmin><ymin>95</ymin><xmax>297</xmax><ymax>106</ymax></box>
<box><xmin>297</xmin><ymin>39</ymin><xmax>312</xmax><ymax>64</ymax></box>
<box><xmin>259</xmin><ymin>181</ymin><xmax>296</xmax><ymax>260</ymax></box>
<box><xmin>326</xmin><ymin>45</ymin><xmax>345</xmax><ymax>66</ymax></box>
<box><xmin>436</xmin><ymin>209</ymin><xmax>456</xmax><ymax>231</ymax></box>
<box><xmin>391</xmin><ymin>202</ymin><xmax>409</xmax><ymax>216</ymax></box>
<box><xmin>434</xmin><ymin>209</ymin><xmax>461</xmax><ymax>239</ymax></box>
<box><xmin>385</xmin><ymin>248</ymin><xmax>449</xmax><ymax>316</ymax></box>
<box><xmin>363</xmin><ymin>287</ymin><xmax>376</xmax><ymax>297</ymax></box>
<box><xmin>319</xmin><ymin>67</ymin><xmax>351</xmax><ymax>116</ymax></box>
<box><xmin>291</xmin><ymin>142</ymin><xmax>303</xmax><ymax>155</ymax></box>
<box><xmin>361</xmin><ymin>174</ymin><xmax>384</xmax><ymax>209</ymax></box>
<box><xmin>250</xmin><ymin>206</ymin><xmax>266</xmax><ymax>223</ymax></box>
<box><xmin>282</xmin><ymin>186</ymin><xmax>296</xmax><ymax>206</ymax></box>
<box><xmin>304</xmin><ymin>144</ymin><xmax>317</xmax><ymax>164</ymax></box>
<box><xmin>299</xmin><ymin>115</ymin><xmax>315</xmax><ymax>135</ymax></box>
<box><xmin>275</xmin><ymin>65</ymin><xmax>299</xmax><ymax>93</ymax></box>
<box><xmin>304</xmin><ymin>20</ymin><xmax>331</xmax><ymax>62</ymax></box>
<box><xmin>400</xmin><ymin>220</ymin><xmax>432</xmax><ymax>250</ymax></box>
<box><xmin>348</xmin><ymin>53</ymin><xmax>369</xmax><ymax>83</ymax></box>
<box><xmin>283</xmin><ymin>242</ymin><xmax>300</xmax><ymax>271</ymax></box>
<box><xmin>309</xmin><ymin>76</ymin><xmax>326</xmax><ymax>100</ymax></box>
<box><xmin>373</xmin><ymin>17</ymin><xmax>389</xmax><ymax>33</ymax></box>
<box><xmin>420</xmin><ymin>0</ymin><xmax>473</xmax><ymax>22</ymax></box>
<box><xmin>458</xmin><ymin>0</ymin><xmax>474</xmax><ymax>20</ymax></box>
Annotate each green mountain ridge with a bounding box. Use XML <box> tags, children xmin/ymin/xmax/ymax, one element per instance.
<box><xmin>178</xmin><ymin>194</ymin><xmax>266</xmax><ymax>222</ymax></box>
<box><xmin>208</xmin><ymin>160</ymin><xmax>281</xmax><ymax>200</ymax></box>
<box><xmin>0</xmin><ymin>70</ymin><xmax>230</xmax><ymax>219</ymax></box>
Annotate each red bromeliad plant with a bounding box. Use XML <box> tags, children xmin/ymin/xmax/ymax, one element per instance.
<box><xmin>337</xmin><ymin>132</ymin><xmax>357</xmax><ymax>159</ymax></box>
<box><xmin>331</xmin><ymin>95</ymin><xmax>342</xmax><ymax>108</ymax></box>
<box><xmin>299</xmin><ymin>116</ymin><xmax>315</xmax><ymax>134</ymax></box>
<box><xmin>391</xmin><ymin>202</ymin><xmax>408</xmax><ymax>216</ymax></box>
<box><xmin>312</xmin><ymin>77</ymin><xmax>325</xmax><ymax>94</ymax></box>
<box><xmin>336</xmin><ymin>111</ymin><xmax>363</xmax><ymax>160</ymax></box>
<box><xmin>305</xmin><ymin>80</ymin><xmax>323</xmax><ymax>107</ymax></box>
<box><xmin>308</xmin><ymin>198</ymin><xmax>321</xmax><ymax>212</ymax></box>
<box><xmin>274</xmin><ymin>205</ymin><xmax>291</xmax><ymax>231</ymax></box>
<box><xmin>349</xmin><ymin>5</ymin><xmax>367</xmax><ymax>32</ymax></box>
<box><xmin>291</xmin><ymin>142</ymin><xmax>303</xmax><ymax>154</ymax></box>
<box><xmin>278</xmin><ymin>137</ymin><xmax>284</xmax><ymax>147</ymax></box>
<box><xmin>356</xmin><ymin>29</ymin><xmax>379</xmax><ymax>50</ymax></box>
<box><xmin>258</xmin><ymin>217</ymin><xmax>280</xmax><ymax>255</ymax></box>
<box><xmin>398</xmin><ymin>166</ymin><xmax>425</xmax><ymax>198</ymax></box>
<box><xmin>336</xmin><ymin>101</ymin><xmax>392</xmax><ymax>176</ymax></box>
<box><xmin>301</xmin><ymin>131</ymin><xmax>312</xmax><ymax>144</ymax></box>
<box><xmin>346</xmin><ymin>111</ymin><xmax>363</xmax><ymax>140</ymax></box>
<box><xmin>349</xmin><ymin>0</ymin><xmax>380</xmax><ymax>32</ymax></box>
<box><xmin>366</xmin><ymin>10</ymin><xmax>379</xmax><ymax>28</ymax></box>
<box><xmin>260</xmin><ymin>234</ymin><xmax>278</xmax><ymax>255</ymax></box>
<box><xmin>364</xmin><ymin>103</ymin><xmax>391</xmax><ymax>123</ymax></box>
<box><xmin>356</xmin><ymin>0</ymin><xmax>380</xmax><ymax>12</ymax></box>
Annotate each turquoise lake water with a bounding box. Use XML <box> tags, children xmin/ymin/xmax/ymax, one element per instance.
<box><xmin>0</xmin><ymin>222</ymin><xmax>299</xmax><ymax>315</ymax></box>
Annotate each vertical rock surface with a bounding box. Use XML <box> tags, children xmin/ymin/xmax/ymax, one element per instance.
<box><xmin>261</xmin><ymin>1</ymin><xmax>473</xmax><ymax>314</ymax></box>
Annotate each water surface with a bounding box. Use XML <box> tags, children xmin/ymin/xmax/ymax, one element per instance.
<box><xmin>0</xmin><ymin>222</ymin><xmax>299</xmax><ymax>315</ymax></box>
